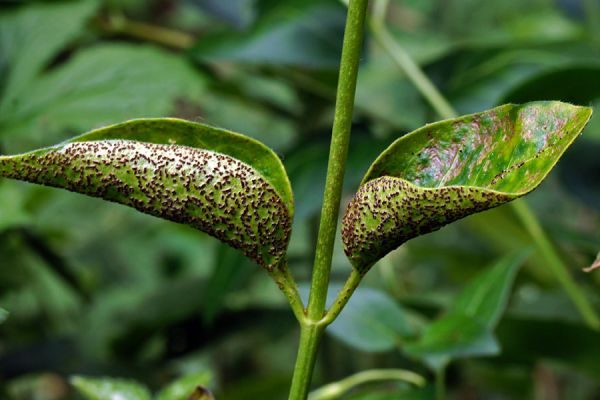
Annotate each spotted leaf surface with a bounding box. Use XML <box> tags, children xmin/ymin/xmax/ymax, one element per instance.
<box><xmin>0</xmin><ymin>119</ymin><xmax>293</xmax><ymax>269</ymax></box>
<box><xmin>342</xmin><ymin>101</ymin><xmax>591</xmax><ymax>271</ymax></box>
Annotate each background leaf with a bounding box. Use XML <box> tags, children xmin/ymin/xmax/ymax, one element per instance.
<box><xmin>0</xmin><ymin>44</ymin><xmax>207</xmax><ymax>153</ymax></box>
<box><xmin>191</xmin><ymin>0</ymin><xmax>346</xmax><ymax>69</ymax></box>
<box><xmin>326</xmin><ymin>286</ymin><xmax>424</xmax><ymax>353</ymax></box>
<box><xmin>70</xmin><ymin>376</ymin><xmax>151</xmax><ymax>400</ymax></box>
<box><xmin>0</xmin><ymin>0</ymin><xmax>98</xmax><ymax>112</ymax></box>
<box><xmin>156</xmin><ymin>371</ymin><xmax>213</xmax><ymax>400</ymax></box>
<box><xmin>405</xmin><ymin>252</ymin><xmax>528</xmax><ymax>370</ymax></box>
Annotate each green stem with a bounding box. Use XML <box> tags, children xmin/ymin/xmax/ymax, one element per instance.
<box><xmin>306</xmin><ymin>0</ymin><xmax>368</xmax><ymax>322</ymax></box>
<box><xmin>97</xmin><ymin>14</ymin><xmax>195</xmax><ymax>50</ymax></box>
<box><xmin>435</xmin><ymin>367</ymin><xmax>446</xmax><ymax>400</ymax></box>
<box><xmin>289</xmin><ymin>324</ymin><xmax>326</xmax><ymax>400</ymax></box>
<box><xmin>308</xmin><ymin>368</ymin><xmax>425</xmax><ymax>400</ymax></box>
<box><xmin>369</xmin><ymin>0</ymin><xmax>600</xmax><ymax>330</ymax></box>
<box><xmin>322</xmin><ymin>269</ymin><xmax>363</xmax><ymax>324</ymax></box>
<box><xmin>269</xmin><ymin>262</ymin><xmax>306</xmax><ymax>323</ymax></box>
<box><xmin>370</xmin><ymin>18</ymin><xmax>456</xmax><ymax>120</ymax></box>
<box><xmin>288</xmin><ymin>1</ymin><xmax>368</xmax><ymax>399</ymax></box>
<box><xmin>582</xmin><ymin>0</ymin><xmax>600</xmax><ymax>39</ymax></box>
<box><xmin>511</xmin><ymin>200</ymin><xmax>600</xmax><ymax>329</ymax></box>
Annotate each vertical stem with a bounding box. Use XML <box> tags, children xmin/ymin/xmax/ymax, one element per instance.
<box><xmin>306</xmin><ymin>0</ymin><xmax>368</xmax><ymax>322</ymax></box>
<box><xmin>435</xmin><ymin>367</ymin><xmax>446</xmax><ymax>400</ymax></box>
<box><xmin>288</xmin><ymin>1</ymin><xmax>368</xmax><ymax>399</ymax></box>
<box><xmin>288</xmin><ymin>324</ymin><xmax>326</xmax><ymax>400</ymax></box>
<box><xmin>512</xmin><ymin>200</ymin><xmax>600</xmax><ymax>329</ymax></box>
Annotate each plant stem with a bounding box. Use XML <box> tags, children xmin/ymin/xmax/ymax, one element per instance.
<box><xmin>369</xmin><ymin>0</ymin><xmax>600</xmax><ymax>330</ymax></box>
<box><xmin>370</xmin><ymin>19</ymin><xmax>456</xmax><ymax>120</ymax></box>
<box><xmin>308</xmin><ymin>368</ymin><xmax>425</xmax><ymax>400</ymax></box>
<box><xmin>306</xmin><ymin>0</ymin><xmax>368</xmax><ymax>322</ymax></box>
<box><xmin>288</xmin><ymin>1</ymin><xmax>368</xmax><ymax>399</ymax></box>
<box><xmin>435</xmin><ymin>367</ymin><xmax>446</xmax><ymax>400</ymax></box>
<box><xmin>269</xmin><ymin>262</ymin><xmax>306</xmax><ymax>323</ymax></box>
<box><xmin>96</xmin><ymin>14</ymin><xmax>195</xmax><ymax>50</ymax></box>
<box><xmin>511</xmin><ymin>200</ymin><xmax>600</xmax><ymax>329</ymax></box>
<box><xmin>289</xmin><ymin>324</ymin><xmax>326</xmax><ymax>400</ymax></box>
<box><xmin>322</xmin><ymin>269</ymin><xmax>363</xmax><ymax>324</ymax></box>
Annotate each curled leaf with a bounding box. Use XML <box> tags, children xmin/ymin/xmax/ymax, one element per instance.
<box><xmin>342</xmin><ymin>101</ymin><xmax>591</xmax><ymax>271</ymax></box>
<box><xmin>0</xmin><ymin>119</ymin><xmax>293</xmax><ymax>269</ymax></box>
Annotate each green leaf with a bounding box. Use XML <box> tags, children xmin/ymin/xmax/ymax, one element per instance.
<box><xmin>156</xmin><ymin>371</ymin><xmax>213</xmax><ymax>400</ymax></box>
<box><xmin>342</xmin><ymin>101</ymin><xmax>591</xmax><ymax>271</ymax></box>
<box><xmin>0</xmin><ymin>44</ymin><xmax>206</xmax><ymax>152</ymax></box>
<box><xmin>0</xmin><ymin>119</ymin><xmax>294</xmax><ymax>269</ymax></box>
<box><xmin>191</xmin><ymin>0</ymin><xmax>346</xmax><ymax>69</ymax></box>
<box><xmin>404</xmin><ymin>252</ymin><xmax>528</xmax><ymax>370</ymax></box>
<box><xmin>0</xmin><ymin>0</ymin><xmax>98</xmax><ymax>110</ymax></box>
<box><xmin>327</xmin><ymin>286</ymin><xmax>424</xmax><ymax>352</ymax></box>
<box><xmin>70</xmin><ymin>376</ymin><xmax>151</xmax><ymax>400</ymax></box>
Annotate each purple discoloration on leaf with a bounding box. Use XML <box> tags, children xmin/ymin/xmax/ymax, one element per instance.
<box><xmin>343</xmin><ymin>101</ymin><xmax>592</xmax><ymax>271</ymax></box>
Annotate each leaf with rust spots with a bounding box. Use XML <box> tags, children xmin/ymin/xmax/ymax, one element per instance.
<box><xmin>0</xmin><ymin>119</ymin><xmax>294</xmax><ymax>269</ymax></box>
<box><xmin>342</xmin><ymin>101</ymin><xmax>591</xmax><ymax>272</ymax></box>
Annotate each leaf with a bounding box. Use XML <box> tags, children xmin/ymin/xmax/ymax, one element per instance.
<box><xmin>404</xmin><ymin>252</ymin><xmax>528</xmax><ymax>370</ymax></box>
<box><xmin>342</xmin><ymin>101</ymin><xmax>591</xmax><ymax>271</ymax></box>
<box><xmin>327</xmin><ymin>286</ymin><xmax>424</xmax><ymax>352</ymax></box>
<box><xmin>0</xmin><ymin>0</ymin><xmax>98</xmax><ymax>110</ymax></box>
<box><xmin>70</xmin><ymin>376</ymin><xmax>151</xmax><ymax>400</ymax></box>
<box><xmin>156</xmin><ymin>371</ymin><xmax>213</xmax><ymax>400</ymax></box>
<box><xmin>0</xmin><ymin>44</ymin><xmax>206</xmax><ymax>152</ymax></box>
<box><xmin>0</xmin><ymin>119</ymin><xmax>294</xmax><ymax>269</ymax></box>
<box><xmin>191</xmin><ymin>0</ymin><xmax>346</xmax><ymax>69</ymax></box>
<box><xmin>189</xmin><ymin>0</ymin><xmax>256</xmax><ymax>29</ymax></box>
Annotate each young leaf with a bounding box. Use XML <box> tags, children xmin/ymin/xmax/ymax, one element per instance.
<box><xmin>70</xmin><ymin>376</ymin><xmax>151</xmax><ymax>400</ymax></box>
<box><xmin>404</xmin><ymin>251</ymin><xmax>527</xmax><ymax>370</ymax></box>
<box><xmin>0</xmin><ymin>119</ymin><xmax>294</xmax><ymax>269</ymax></box>
<box><xmin>156</xmin><ymin>371</ymin><xmax>213</xmax><ymax>400</ymax></box>
<box><xmin>342</xmin><ymin>101</ymin><xmax>591</xmax><ymax>271</ymax></box>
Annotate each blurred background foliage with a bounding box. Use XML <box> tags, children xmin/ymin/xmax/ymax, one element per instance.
<box><xmin>1</xmin><ymin>0</ymin><xmax>600</xmax><ymax>399</ymax></box>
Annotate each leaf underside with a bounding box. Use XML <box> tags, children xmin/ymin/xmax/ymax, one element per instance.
<box><xmin>0</xmin><ymin>119</ymin><xmax>293</xmax><ymax>269</ymax></box>
<box><xmin>343</xmin><ymin>101</ymin><xmax>592</xmax><ymax>271</ymax></box>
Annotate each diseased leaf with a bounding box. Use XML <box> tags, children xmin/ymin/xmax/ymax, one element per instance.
<box><xmin>0</xmin><ymin>119</ymin><xmax>294</xmax><ymax>269</ymax></box>
<box><xmin>70</xmin><ymin>376</ymin><xmax>151</xmax><ymax>400</ymax></box>
<box><xmin>404</xmin><ymin>252</ymin><xmax>527</xmax><ymax>370</ymax></box>
<box><xmin>156</xmin><ymin>371</ymin><xmax>213</xmax><ymax>400</ymax></box>
<box><xmin>342</xmin><ymin>101</ymin><xmax>591</xmax><ymax>271</ymax></box>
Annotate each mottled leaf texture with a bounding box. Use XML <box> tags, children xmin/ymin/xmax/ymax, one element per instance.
<box><xmin>0</xmin><ymin>119</ymin><xmax>293</xmax><ymax>269</ymax></box>
<box><xmin>342</xmin><ymin>101</ymin><xmax>591</xmax><ymax>271</ymax></box>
